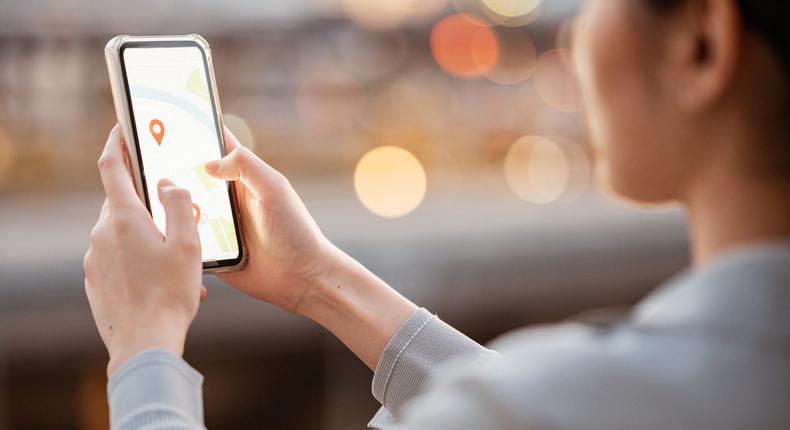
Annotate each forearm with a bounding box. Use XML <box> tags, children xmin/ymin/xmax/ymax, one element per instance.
<box><xmin>296</xmin><ymin>245</ymin><xmax>418</xmax><ymax>370</ymax></box>
<box><xmin>295</xmin><ymin>244</ymin><xmax>497</xmax><ymax>427</ymax></box>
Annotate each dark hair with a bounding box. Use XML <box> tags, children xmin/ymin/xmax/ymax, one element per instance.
<box><xmin>648</xmin><ymin>0</ymin><xmax>789</xmax><ymax>72</ymax></box>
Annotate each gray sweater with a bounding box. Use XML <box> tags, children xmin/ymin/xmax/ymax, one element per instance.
<box><xmin>108</xmin><ymin>244</ymin><xmax>790</xmax><ymax>429</ymax></box>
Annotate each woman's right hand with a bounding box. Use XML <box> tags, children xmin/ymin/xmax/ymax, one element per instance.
<box><xmin>207</xmin><ymin>128</ymin><xmax>417</xmax><ymax>369</ymax></box>
<box><xmin>205</xmin><ymin>129</ymin><xmax>336</xmax><ymax>313</ymax></box>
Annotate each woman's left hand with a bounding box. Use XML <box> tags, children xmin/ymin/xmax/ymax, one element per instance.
<box><xmin>83</xmin><ymin>126</ymin><xmax>207</xmax><ymax>377</ymax></box>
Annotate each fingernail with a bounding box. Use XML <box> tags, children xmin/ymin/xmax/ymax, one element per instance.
<box><xmin>158</xmin><ymin>178</ymin><xmax>175</xmax><ymax>190</ymax></box>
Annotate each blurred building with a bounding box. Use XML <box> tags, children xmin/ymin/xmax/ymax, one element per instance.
<box><xmin>0</xmin><ymin>0</ymin><xmax>688</xmax><ymax>429</ymax></box>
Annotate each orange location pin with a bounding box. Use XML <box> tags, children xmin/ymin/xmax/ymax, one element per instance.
<box><xmin>149</xmin><ymin>119</ymin><xmax>165</xmax><ymax>146</ymax></box>
<box><xmin>191</xmin><ymin>203</ymin><xmax>201</xmax><ymax>224</ymax></box>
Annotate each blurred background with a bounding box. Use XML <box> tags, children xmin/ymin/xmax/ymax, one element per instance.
<box><xmin>0</xmin><ymin>0</ymin><xmax>689</xmax><ymax>428</ymax></box>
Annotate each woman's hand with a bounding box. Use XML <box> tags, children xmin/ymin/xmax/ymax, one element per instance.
<box><xmin>207</xmin><ymin>128</ymin><xmax>417</xmax><ymax>369</ymax></box>
<box><xmin>84</xmin><ymin>126</ymin><xmax>206</xmax><ymax>376</ymax></box>
<box><xmin>205</xmin><ymin>129</ymin><xmax>334</xmax><ymax>313</ymax></box>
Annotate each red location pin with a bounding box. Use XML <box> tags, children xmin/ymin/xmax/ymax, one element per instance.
<box><xmin>191</xmin><ymin>203</ymin><xmax>201</xmax><ymax>224</ymax></box>
<box><xmin>149</xmin><ymin>119</ymin><xmax>165</xmax><ymax>146</ymax></box>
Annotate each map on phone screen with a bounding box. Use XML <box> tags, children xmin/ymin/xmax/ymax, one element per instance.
<box><xmin>122</xmin><ymin>45</ymin><xmax>239</xmax><ymax>262</ymax></box>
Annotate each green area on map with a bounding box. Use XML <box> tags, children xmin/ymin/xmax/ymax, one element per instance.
<box><xmin>209</xmin><ymin>217</ymin><xmax>238</xmax><ymax>254</ymax></box>
<box><xmin>186</xmin><ymin>69</ymin><xmax>210</xmax><ymax>102</ymax></box>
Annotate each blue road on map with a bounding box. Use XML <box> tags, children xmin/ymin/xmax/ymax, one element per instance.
<box><xmin>130</xmin><ymin>84</ymin><xmax>215</xmax><ymax>132</ymax></box>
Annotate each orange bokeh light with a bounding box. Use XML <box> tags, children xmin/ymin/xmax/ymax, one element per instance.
<box><xmin>430</xmin><ymin>14</ymin><xmax>499</xmax><ymax>80</ymax></box>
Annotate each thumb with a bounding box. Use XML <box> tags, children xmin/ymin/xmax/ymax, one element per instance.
<box><xmin>204</xmin><ymin>147</ymin><xmax>286</xmax><ymax>198</ymax></box>
<box><xmin>157</xmin><ymin>179</ymin><xmax>199</xmax><ymax>245</ymax></box>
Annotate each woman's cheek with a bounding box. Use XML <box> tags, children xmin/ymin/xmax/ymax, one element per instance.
<box><xmin>574</xmin><ymin>4</ymin><xmax>616</xmax><ymax>167</ymax></box>
<box><xmin>575</xmin><ymin>0</ymin><xmax>680</xmax><ymax>202</ymax></box>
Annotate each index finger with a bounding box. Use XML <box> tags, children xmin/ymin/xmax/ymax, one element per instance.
<box><xmin>98</xmin><ymin>125</ymin><xmax>140</xmax><ymax>207</ymax></box>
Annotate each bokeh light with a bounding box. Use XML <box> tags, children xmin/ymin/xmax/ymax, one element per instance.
<box><xmin>541</xmin><ymin>136</ymin><xmax>593</xmax><ymax>202</ymax></box>
<box><xmin>474</xmin><ymin>0</ymin><xmax>541</xmax><ymax>26</ymax></box>
<box><xmin>533</xmin><ymin>49</ymin><xmax>583</xmax><ymax>113</ymax></box>
<box><xmin>481</xmin><ymin>0</ymin><xmax>540</xmax><ymax>19</ymax></box>
<box><xmin>223</xmin><ymin>114</ymin><xmax>255</xmax><ymax>151</ymax></box>
<box><xmin>354</xmin><ymin>146</ymin><xmax>427</xmax><ymax>218</ymax></box>
<box><xmin>483</xmin><ymin>27</ymin><xmax>536</xmax><ymax>85</ymax></box>
<box><xmin>504</xmin><ymin>135</ymin><xmax>570</xmax><ymax>203</ymax></box>
<box><xmin>430</xmin><ymin>14</ymin><xmax>499</xmax><ymax>80</ymax></box>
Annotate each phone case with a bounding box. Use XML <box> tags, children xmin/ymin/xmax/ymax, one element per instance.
<box><xmin>104</xmin><ymin>34</ymin><xmax>247</xmax><ymax>273</ymax></box>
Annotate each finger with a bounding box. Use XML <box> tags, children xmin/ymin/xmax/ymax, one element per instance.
<box><xmin>204</xmin><ymin>146</ymin><xmax>285</xmax><ymax>199</ymax></box>
<box><xmin>223</xmin><ymin>125</ymin><xmax>242</xmax><ymax>153</ymax></box>
<box><xmin>157</xmin><ymin>178</ymin><xmax>199</xmax><ymax>245</ymax></box>
<box><xmin>98</xmin><ymin>125</ymin><xmax>139</xmax><ymax>208</ymax></box>
<box><xmin>219</xmin><ymin>127</ymin><xmax>251</xmax><ymax>206</ymax></box>
<box><xmin>200</xmin><ymin>285</ymin><xmax>208</xmax><ymax>302</ymax></box>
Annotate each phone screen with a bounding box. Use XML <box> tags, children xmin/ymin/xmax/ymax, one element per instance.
<box><xmin>120</xmin><ymin>43</ymin><xmax>242</xmax><ymax>266</ymax></box>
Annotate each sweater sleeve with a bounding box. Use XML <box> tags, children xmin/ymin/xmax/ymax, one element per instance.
<box><xmin>107</xmin><ymin>349</ymin><xmax>205</xmax><ymax>430</ymax></box>
<box><xmin>368</xmin><ymin>308</ymin><xmax>498</xmax><ymax>429</ymax></box>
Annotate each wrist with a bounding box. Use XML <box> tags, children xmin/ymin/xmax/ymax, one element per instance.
<box><xmin>106</xmin><ymin>322</ymin><xmax>187</xmax><ymax>377</ymax></box>
<box><xmin>294</xmin><ymin>243</ymin><xmax>345</xmax><ymax>320</ymax></box>
<box><xmin>294</xmin><ymin>245</ymin><xmax>374</xmax><ymax>323</ymax></box>
<box><xmin>295</xmin><ymin>245</ymin><xmax>418</xmax><ymax>369</ymax></box>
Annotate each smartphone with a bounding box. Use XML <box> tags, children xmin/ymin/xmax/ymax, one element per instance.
<box><xmin>104</xmin><ymin>34</ymin><xmax>246</xmax><ymax>272</ymax></box>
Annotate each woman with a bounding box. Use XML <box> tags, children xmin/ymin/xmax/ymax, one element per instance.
<box><xmin>84</xmin><ymin>0</ymin><xmax>789</xmax><ymax>428</ymax></box>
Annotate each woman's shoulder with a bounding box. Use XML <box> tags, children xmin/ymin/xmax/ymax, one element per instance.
<box><xmin>437</xmin><ymin>315</ymin><xmax>788</xmax><ymax>430</ymax></box>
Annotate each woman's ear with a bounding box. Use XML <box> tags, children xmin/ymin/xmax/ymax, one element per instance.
<box><xmin>665</xmin><ymin>0</ymin><xmax>742</xmax><ymax>112</ymax></box>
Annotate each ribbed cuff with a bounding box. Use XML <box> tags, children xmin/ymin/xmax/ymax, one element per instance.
<box><xmin>373</xmin><ymin>308</ymin><xmax>435</xmax><ymax>406</ymax></box>
<box><xmin>371</xmin><ymin>308</ymin><xmax>495</xmax><ymax>421</ymax></box>
<box><xmin>108</xmin><ymin>349</ymin><xmax>204</xmax><ymax>428</ymax></box>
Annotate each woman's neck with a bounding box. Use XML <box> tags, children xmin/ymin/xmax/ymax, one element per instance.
<box><xmin>682</xmin><ymin>35</ymin><xmax>790</xmax><ymax>267</ymax></box>
<box><xmin>685</xmin><ymin>159</ymin><xmax>790</xmax><ymax>268</ymax></box>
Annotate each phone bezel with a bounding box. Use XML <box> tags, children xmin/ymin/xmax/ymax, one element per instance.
<box><xmin>107</xmin><ymin>35</ymin><xmax>246</xmax><ymax>272</ymax></box>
